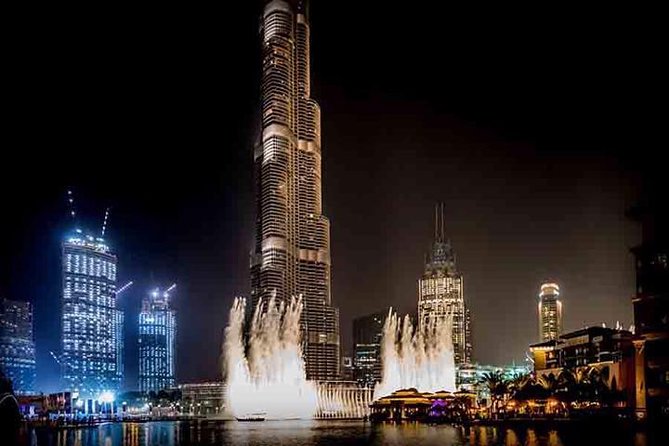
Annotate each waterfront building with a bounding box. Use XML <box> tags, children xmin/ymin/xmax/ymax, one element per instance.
<box><xmin>0</xmin><ymin>298</ymin><xmax>36</xmax><ymax>394</ymax></box>
<box><xmin>417</xmin><ymin>204</ymin><xmax>472</xmax><ymax>365</ymax></box>
<box><xmin>370</xmin><ymin>388</ymin><xmax>477</xmax><ymax>422</ymax></box>
<box><xmin>353</xmin><ymin>312</ymin><xmax>385</xmax><ymax>387</ymax></box>
<box><xmin>139</xmin><ymin>286</ymin><xmax>177</xmax><ymax>393</ymax></box>
<box><xmin>538</xmin><ymin>282</ymin><xmax>563</xmax><ymax>342</ymax></box>
<box><xmin>530</xmin><ymin>326</ymin><xmax>636</xmax><ymax>407</ymax></box>
<box><xmin>61</xmin><ymin>229</ymin><xmax>123</xmax><ymax>398</ymax></box>
<box><xmin>179</xmin><ymin>381</ymin><xmax>225</xmax><ymax>416</ymax></box>
<box><xmin>250</xmin><ymin>0</ymin><xmax>341</xmax><ymax>380</ymax></box>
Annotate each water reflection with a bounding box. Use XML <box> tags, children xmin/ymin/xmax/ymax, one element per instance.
<box><xmin>26</xmin><ymin>420</ymin><xmax>663</xmax><ymax>446</ymax></box>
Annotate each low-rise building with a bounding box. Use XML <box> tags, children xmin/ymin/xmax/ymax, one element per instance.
<box><xmin>179</xmin><ymin>382</ymin><xmax>225</xmax><ymax>416</ymax></box>
<box><xmin>530</xmin><ymin>326</ymin><xmax>636</xmax><ymax>406</ymax></box>
<box><xmin>457</xmin><ymin>363</ymin><xmax>530</xmax><ymax>402</ymax></box>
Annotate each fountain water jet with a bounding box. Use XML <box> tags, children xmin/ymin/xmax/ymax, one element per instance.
<box><xmin>223</xmin><ymin>294</ymin><xmax>318</xmax><ymax>419</ymax></box>
<box><xmin>374</xmin><ymin>308</ymin><xmax>456</xmax><ymax>399</ymax></box>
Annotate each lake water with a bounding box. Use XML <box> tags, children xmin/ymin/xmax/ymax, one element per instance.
<box><xmin>22</xmin><ymin>420</ymin><xmax>666</xmax><ymax>446</ymax></box>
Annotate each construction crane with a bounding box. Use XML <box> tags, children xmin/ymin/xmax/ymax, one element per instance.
<box><xmin>50</xmin><ymin>351</ymin><xmax>62</xmax><ymax>366</ymax></box>
<box><xmin>101</xmin><ymin>207</ymin><xmax>111</xmax><ymax>238</ymax></box>
<box><xmin>116</xmin><ymin>281</ymin><xmax>134</xmax><ymax>297</ymax></box>
<box><xmin>163</xmin><ymin>283</ymin><xmax>177</xmax><ymax>298</ymax></box>
<box><xmin>66</xmin><ymin>189</ymin><xmax>81</xmax><ymax>232</ymax></box>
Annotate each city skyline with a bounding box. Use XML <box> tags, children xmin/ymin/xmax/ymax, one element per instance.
<box><xmin>2</xmin><ymin>1</ymin><xmax>653</xmax><ymax>393</ymax></box>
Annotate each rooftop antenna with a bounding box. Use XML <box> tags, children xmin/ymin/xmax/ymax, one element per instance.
<box><xmin>440</xmin><ymin>202</ymin><xmax>445</xmax><ymax>241</ymax></box>
<box><xmin>101</xmin><ymin>207</ymin><xmax>111</xmax><ymax>238</ymax></box>
<box><xmin>434</xmin><ymin>204</ymin><xmax>439</xmax><ymax>241</ymax></box>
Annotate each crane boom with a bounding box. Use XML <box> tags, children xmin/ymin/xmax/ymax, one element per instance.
<box><xmin>101</xmin><ymin>207</ymin><xmax>111</xmax><ymax>238</ymax></box>
<box><xmin>116</xmin><ymin>281</ymin><xmax>134</xmax><ymax>296</ymax></box>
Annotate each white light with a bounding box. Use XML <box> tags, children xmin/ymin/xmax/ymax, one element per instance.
<box><xmin>98</xmin><ymin>391</ymin><xmax>115</xmax><ymax>403</ymax></box>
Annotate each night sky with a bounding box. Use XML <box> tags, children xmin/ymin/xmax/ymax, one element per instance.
<box><xmin>2</xmin><ymin>2</ymin><xmax>659</xmax><ymax>392</ymax></box>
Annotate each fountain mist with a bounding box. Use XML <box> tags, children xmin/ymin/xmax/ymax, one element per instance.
<box><xmin>223</xmin><ymin>295</ymin><xmax>318</xmax><ymax>419</ymax></box>
<box><xmin>374</xmin><ymin>308</ymin><xmax>456</xmax><ymax>399</ymax></box>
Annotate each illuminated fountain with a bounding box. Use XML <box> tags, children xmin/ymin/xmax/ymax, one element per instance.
<box><xmin>374</xmin><ymin>308</ymin><xmax>456</xmax><ymax>399</ymax></box>
<box><xmin>223</xmin><ymin>300</ymin><xmax>452</xmax><ymax>419</ymax></box>
<box><xmin>223</xmin><ymin>295</ymin><xmax>318</xmax><ymax>419</ymax></box>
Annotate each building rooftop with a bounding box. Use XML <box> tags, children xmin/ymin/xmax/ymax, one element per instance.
<box><xmin>559</xmin><ymin>326</ymin><xmax>632</xmax><ymax>340</ymax></box>
<box><xmin>64</xmin><ymin>229</ymin><xmax>112</xmax><ymax>254</ymax></box>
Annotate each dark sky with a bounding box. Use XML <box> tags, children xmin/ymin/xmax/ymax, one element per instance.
<box><xmin>1</xmin><ymin>2</ymin><xmax>660</xmax><ymax>392</ymax></box>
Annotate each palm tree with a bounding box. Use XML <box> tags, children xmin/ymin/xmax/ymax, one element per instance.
<box><xmin>480</xmin><ymin>371</ymin><xmax>506</xmax><ymax>418</ymax></box>
<box><xmin>507</xmin><ymin>373</ymin><xmax>531</xmax><ymax>395</ymax></box>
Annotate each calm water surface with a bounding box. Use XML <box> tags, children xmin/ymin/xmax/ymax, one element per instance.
<box><xmin>24</xmin><ymin>420</ymin><xmax>666</xmax><ymax>446</ymax></box>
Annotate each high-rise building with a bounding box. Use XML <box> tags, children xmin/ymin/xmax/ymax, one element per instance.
<box><xmin>0</xmin><ymin>298</ymin><xmax>36</xmax><ymax>394</ymax></box>
<box><xmin>61</xmin><ymin>229</ymin><xmax>123</xmax><ymax>398</ymax></box>
<box><xmin>139</xmin><ymin>286</ymin><xmax>177</xmax><ymax>393</ymax></box>
<box><xmin>538</xmin><ymin>282</ymin><xmax>562</xmax><ymax>342</ymax></box>
<box><xmin>629</xmin><ymin>196</ymin><xmax>668</xmax><ymax>421</ymax></box>
<box><xmin>341</xmin><ymin>356</ymin><xmax>355</xmax><ymax>381</ymax></box>
<box><xmin>417</xmin><ymin>204</ymin><xmax>472</xmax><ymax>365</ymax></box>
<box><xmin>353</xmin><ymin>312</ymin><xmax>385</xmax><ymax>387</ymax></box>
<box><xmin>250</xmin><ymin>0</ymin><xmax>340</xmax><ymax>380</ymax></box>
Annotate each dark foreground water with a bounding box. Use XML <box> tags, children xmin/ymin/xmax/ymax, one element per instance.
<box><xmin>22</xmin><ymin>420</ymin><xmax>668</xmax><ymax>446</ymax></box>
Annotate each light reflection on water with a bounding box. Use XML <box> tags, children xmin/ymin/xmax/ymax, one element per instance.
<box><xmin>24</xmin><ymin>420</ymin><xmax>662</xmax><ymax>446</ymax></box>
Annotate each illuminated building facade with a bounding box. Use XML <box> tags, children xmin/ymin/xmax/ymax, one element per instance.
<box><xmin>538</xmin><ymin>282</ymin><xmax>562</xmax><ymax>342</ymax></box>
<box><xmin>61</xmin><ymin>230</ymin><xmax>122</xmax><ymax>398</ymax></box>
<box><xmin>139</xmin><ymin>287</ymin><xmax>176</xmax><ymax>393</ymax></box>
<box><xmin>250</xmin><ymin>0</ymin><xmax>340</xmax><ymax>380</ymax></box>
<box><xmin>529</xmin><ymin>326</ymin><xmax>636</xmax><ymax>408</ymax></box>
<box><xmin>417</xmin><ymin>204</ymin><xmax>472</xmax><ymax>365</ymax></box>
<box><xmin>353</xmin><ymin>312</ymin><xmax>385</xmax><ymax>387</ymax></box>
<box><xmin>0</xmin><ymin>298</ymin><xmax>36</xmax><ymax>394</ymax></box>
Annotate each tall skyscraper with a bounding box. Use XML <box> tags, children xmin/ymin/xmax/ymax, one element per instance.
<box><xmin>61</xmin><ymin>229</ymin><xmax>123</xmax><ymax>398</ymax></box>
<box><xmin>353</xmin><ymin>312</ymin><xmax>385</xmax><ymax>387</ymax></box>
<box><xmin>139</xmin><ymin>286</ymin><xmax>177</xmax><ymax>393</ymax></box>
<box><xmin>417</xmin><ymin>204</ymin><xmax>472</xmax><ymax>365</ymax></box>
<box><xmin>538</xmin><ymin>282</ymin><xmax>563</xmax><ymax>342</ymax></box>
<box><xmin>0</xmin><ymin>298</ymin><xmax>36</xmax><ymax>394</ymax></box>
<box><xmin>250</xmin><ymin>0</ymin><xmax>340</xmax><ymax>380</ymax></box>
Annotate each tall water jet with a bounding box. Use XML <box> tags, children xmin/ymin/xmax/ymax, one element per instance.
<box><xmin>374</xmin><ymin>308</ymin><xmax>456</xmax><ymax>399</ymax></box>
<box><xmin>223</xmin><ymin>294</ymin><xmax>318</xmax><ymax>419</ymax></box>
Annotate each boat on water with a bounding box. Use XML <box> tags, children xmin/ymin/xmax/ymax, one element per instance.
<box><xmin>235</xmin><ymin>413</ymin><xmax>266</xmax><ymax>422</ymax></box>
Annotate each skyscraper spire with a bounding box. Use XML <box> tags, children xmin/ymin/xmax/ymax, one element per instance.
<box><xmin>440</xmin><ymin>202</ymin><xmax>445</xmax><ymax>242</ymax></box>
<box><xmin>433</xmin><ymin>202</ymin><xmax>447</xmax><ymax>242</ymax></box>
<box><xmin>434</xmin><ymin>203</ymin><xmax>439</xmax><ymax>241</ymax></box>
